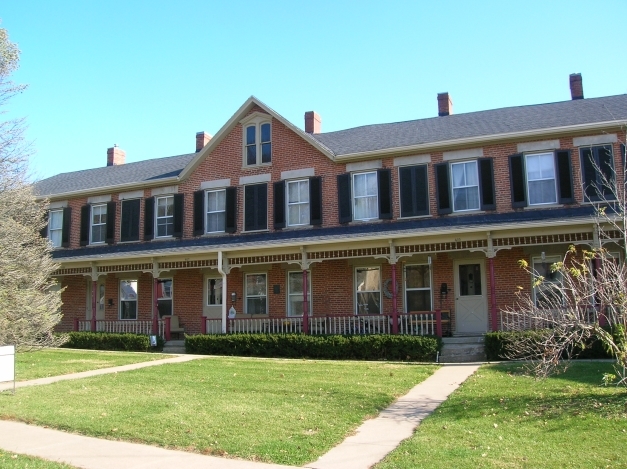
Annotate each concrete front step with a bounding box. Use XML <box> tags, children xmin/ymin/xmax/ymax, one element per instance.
<box><xmin>163</xmin><ymin>340</ymin><xmax>186</xmax><ymax>354</ymax></box>
<box><xmin>440</xmin><ymin>337</ymin><xmax>486</xmax><ymax>363</ymax></box>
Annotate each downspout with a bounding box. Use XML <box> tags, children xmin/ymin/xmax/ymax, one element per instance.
<box><xmin>217</xmin><ymin>251</ymin><xmax>227</xmax><ymax>334</ymax></box>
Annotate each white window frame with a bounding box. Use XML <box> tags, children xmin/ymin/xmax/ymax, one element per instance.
<box><xmin>119</xmin><ymin>279</ymin><xmax>138</xmax><ymax>320</ymax></box>
<box><xmin>155</xmin><ymin>195</ymin><xmax>174</xmax><ymax>238</ymax></box>
<box><xmin>404</xmin><ymin>264</ymin><xmax>433</xmax><ymax>312</ymax></box>
<box><xmin>286</xmin><ymin>179</ymin><xmax>310</xmax><ymax>227</ymax></box>
<box><xmin>48</xmin><ymin>209</ymin><xmax>63</xmax><ymax>247</ymax></box>
<box><xmin>206</xmin><ymin>277</ymin><xmax>223</xmax><ymax>306</ymax></box>
<box><xmin>451</xmin><ymin>160</ymin><xmax>480</xmax><ymax>212</ymax></box>
<box><xmin>287</xmin><ymin>271</ymin><xmax>312</xmax><ymax>317</ymax></box>
<box><xmin>242</xmin><ymin>114</ymin><xmax>272</xmax><ymax>166</ymax></box>
<box><xmin>157</xmin><ymin>278</ymin><xmax>173</xmax><ymax>318</ymax></box>
<box><xmin>525</xmin><ymin>152</ymin><xmax>557</xmax><ymax>206</ymax></box>
<box><xmin>245</xmin><ymin>273</ymin><xmax>267</xmax><ymax>315</ymax></box>
<box><xmin>90</xmin><ymin>204</ymin><xmax>107</xmax><ymax>244</ymax></box>
<box><xmin>352</xmin><ymin>171</ymin><xmax>378</xmax><ymax>221</ymax></box>
<box><xmin>355</xmin><ymin>266</ymin><xmax>381</xmax><ymax>315</ymax></box>
<box><xmin>205</xmin><ymin>189</ymin><xmax>226</xmax><ymax>233</ymax></box>
<box><xmin>531</xmin><ymin>256</ymin><xmax>562</xmax><ymax>307</ymax></box>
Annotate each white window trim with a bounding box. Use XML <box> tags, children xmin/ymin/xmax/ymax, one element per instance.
<box><xmin>155</xmin><ymin>195</ymin><xmax>174</xmax><ymax>238</ymax></box>
<box><xmin>352</xmin><ymin>171</ymin><xmax>379</xmax><ymax>221</ymax></box>
<box><xmin>286</xmin><ymin>179</ymin><xmax>310</xmax><ymax>227</ymax></box>
<box><xmin>157</xmin><ymin>278</ymin><xmax>173</xmax><ymax>317</ymax></box>
<box><xmin>403</xmin><ymin>264</ymin><xmax>433</xmax><ymax>312</ymax></box>
<box><xmin>525</xmin><ymin>152</ymin><xmax>557</xmax><ymax>206</ymax></box>
<box><xmin>287</xmin><ymin>271</ymin><xmax>312</xmax><ymax>317</ymax></box>
<box><xmin>531</xmin><ymin>256</ymin><xmax>562</xmax><ymax>307</ymax></box>
<box><xmin>354</xmin><ymin>266</ymin><xmax>381</xmax><ymax>315</ymax></box>
<box><xmin>119</xmin><ymin>279</ymin><xmax>138</xmax><ymax>320</ymax></box>
<box><xmin>241</xmin><ymin>113</ymin><xmax>272</xmax><ymax>167</ymax></box>
<box><xmin>450</xmin><ymin>160</ymin><xmax>480</xmax><ymax>213</ymax></box>
<box><xmin>245</xmin><ymin>272</ymin><xmax>267</xmax><ymax>315</ymax></box>
<box><xmin>206</xmin><ymin>277</ymin><xmax>223</xmax><ymax>306</ymax></box>
<box><xmin>90</xmin><ymin>204</ymin><xmax>107</xmax><ymax>245</ymax></box>
<box><xmin>48</xmin><ymin>209</ymin><xmax>63</xmax><ymax>248</ymax></box>
<box><xmin>205</xmin><ymin>188</ymin><xmax>226</xmax><ymax>234</ymax></box>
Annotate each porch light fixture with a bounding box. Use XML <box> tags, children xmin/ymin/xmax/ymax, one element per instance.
<box><xmin>231</xmin><ymin>292</ymin><xmax>237</xmax><ymax>305</ymax></box>
<box><xmin>107</xmin><ymin>298</ymin><xmax>114</xmax><ymax>307</ymax></box>
<box><xmin>439</xmin><ymin>283</ymin><xmax>449</xmax><ymax>309</ymax></box>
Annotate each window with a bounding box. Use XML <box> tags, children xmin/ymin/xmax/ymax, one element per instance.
<box><xmin>287</xmin><ymin>179</ymin><xmax>310</xmax><ymax>226</ymax></box>
<box><xmin>580</xmin><ymin>145</ymin><xmax>615</xmax><ymax>201</ymax></box>
<box><xmin>353</xmin><ymin>172</ymin><xmax>378</xmax><ymax>220</ymax></box>
<box><xmin>509</xmin><ymin>151</ymin><xmax>573</xmax><ymax>208</ymax></box>
<box><xmin>244</xmin><ymin>120</ymin><xmax>271</xmax><ymax>166</ymax></box>
<box><xmin>206</xmin><ymin>189</ymin><xmax>226</xmax><ymax>233</ymax></box>
<box><xmin>156</xmin><ymin>196</ymin><xmax>174</xmax><ymax>237</ymax></box>
<box><xmin>120</xmin><ymin>280</ymin><xmax>138</xmax><ymax>320</ymax></box>
<box><xmin>245</xmin><ymin>273</ymin><xmax>267</xmax><ymax>314</ymax></box>
<box><xmin>207</xmin><ymin>278</ymin><xmax>223</xmax><ymax>306</ymax></box>
<box><xmin>355</xmin><ymin>267</ymin><xmax>381</xmax><ymax>315</ymax></box>
<box><xmin>399</xmin><ymin>165</ymin><xmax>429</xmax><ymax>218</ymax></box>
<box><xmin>532</xmin><ymin>256</ymin><xmax>562</xmax><ymax>308</ymax></box>
<box><xmin>98</xmin><ymin>283</ymin><xmax>105</xmax><ymax>311</ymax></box>
<box><xmin>90</xmin><ymin>204</ymin><xmax>107</xmax><ymax>244</ymax></box>
<box><xmin>157</xmin><ymin>279</ymin><xmax>172</xmax><ymax>317</ymax></box>
<box><xmin>526</xmin><ymin>153</ymin><xmax>557</xmax><ymax>205</ymax></box>
<box><xmin>287</xmin><ymin>271</ymin><xmax>312</xmax><ymax>317</ymax></box>
<box><xmin>404</xmin><ymin>265</ymin><xmax>432</xmax><ymax>312</ymax></box>
<box><xmin>435</xmin><ymin>159</ymin><xmax>495</xmax><ymax>215</ymax></box>
<box><xmin>48</xmin><ymin>209</ymin><xmax>63</xmax><ymax>247</ymax></box>
<box><xmin>120</xmin><ymin>199</ymin><xmax>140</xmax><ymax>242</ymax></box>
<box><xmin>244</xmin><ymin>183</ymin><xmax>268</xmax><ymax>231</ymax></box>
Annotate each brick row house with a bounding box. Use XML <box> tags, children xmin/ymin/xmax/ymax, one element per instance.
<box><xmin>36</xmin><ymin>74</ymin><xmax>627</xmax><ymax>340</ymax></box>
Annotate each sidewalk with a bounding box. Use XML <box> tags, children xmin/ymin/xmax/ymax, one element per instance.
<box><xmin>0</xmin><ymin>361</ymin><xmax>480</xmax><ymax>469</ymax></box>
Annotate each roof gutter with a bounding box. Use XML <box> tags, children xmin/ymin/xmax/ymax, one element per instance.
<box><xmin>332</xmin><ymin>119</ymin><xmax>627</xmax><ymax>162</ymax></box>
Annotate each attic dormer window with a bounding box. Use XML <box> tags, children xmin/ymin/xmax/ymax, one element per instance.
<box><xmin>241</xmin><ymin>113</ymin><xmax>272</xmax><ymax>166</ymax></box>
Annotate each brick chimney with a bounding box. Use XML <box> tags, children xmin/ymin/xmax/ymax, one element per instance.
<box><xmin>196</xmin><ymin>131</ymin><xmax>212</xmax><ymax>152</ymax></box>
<box><xmin>570</xmin><ymin>73</ymin><xmax>584</xmax><ymax>100</ymax></box>
<box><xmin>305</xmin><ymin>111</ymin><xmax>322</xmax><ymax>134</ymax></box>
<box><xmin>437</xmin><ymin>92</ymin><xmax>453</xmax><ymax>116</ymax></box>
<box><xmin>107</xmin><ymin>145</ymin><xmax>125</xmax><ymax>166</ymax></box>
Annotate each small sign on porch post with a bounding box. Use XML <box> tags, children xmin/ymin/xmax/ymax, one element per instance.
<box><xmin>149</xmin><ymin>335</ymin><xmax>157</xmax><ymax>347</ymax></box>
<box><xmin>0</xmin><ymin>345</ymin><xmax>16</xmax><ymax>394</ymax></box>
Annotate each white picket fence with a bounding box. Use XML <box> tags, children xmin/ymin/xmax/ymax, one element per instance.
<box><xmin>78</xmin><ymin>320</ymin><xmax>165</xmax><ymax>338</ymax></box>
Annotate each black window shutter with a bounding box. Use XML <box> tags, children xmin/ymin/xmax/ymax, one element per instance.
<box><xmin>61</xmin><ymin>207</ymin><xmax>71</xmax><ymax>247</ymax></box>
<box><xmin>40</xmin><ymin>211</ymin><xmax>49</xmax><ymax>238</ymax></box>
<box><xmin>273</xmin><ymin>180</ymin><xmax>285</xmax><ymax>229</ymax></box>
<box><xmin>106</xmin><ymin>201</ymin><xmax>116</xmax><ymax>244</ymax></box>
<box><xmin>244</xmin><ymin>185</ymin><xmax>255</xmax><ymax>231</ymax></box>
<box><xmin>621</xmin><ymin>143</ymin><xmax>626</xmax><ymax>170</ymax></box>
<box><xmin>173</xmin><ymin>193</ymin><xmax>184</xmax><ymax>238</ymax></box>
<box><xmin>434</xmin><ymin>163</ymin><xmax>452</xmax><ymax>215</ymax></box>
<box><xmin>120</xmin><ymin>199</ymin><xmax>140</xmax><ymax>242</ymax></box>
<box><xmin>309</xmin><ymin>176</ymin><xmax>323</xmax><ymax>225</ymax></box>
<box><xmin>555</xmin><ymin>150</ymin><xmax>574</xmax><ymax>204</ymax></box>
<box><xmin>580</xmin><ymin>147</ymin><xmax>597</xmax><ymax>200</ymax></box>
<box><xmin>193</xmin><ymin>190</ymin><xmax>205</xmax><ymax>236</ymax></box>
<box><xmin>478</xmin><ymin>158</ymin><xmax>496</xmax><ymax>211</ymax></box>
<box><xmin>399</xmin><ymin>166</ymin><xmax>414</xmax><ymax>217</ymax></box>
<box><xmin>245</xmin><ymin>184</ymin><xmax>268</xmax><ymax>231</ymax></box>
<box><xmin>377</xmin><ymin>168</ymin><xmax>392</xmax><ymax>219</ymax></box>
<box><xmin>224</xmin><ymin>187</ymin><xmax>237</xmax><ymax>233</ymax></box>
<box><xmin>598</xmin><ymin>146</ymin><xmax>615</xmax><ymax>199</ymax></box>
<box><xmin>256</xmin><ymin>184</ymin><xmax>268</xmax><ymax>230</ymax></box>
<box><xmin>80</xmin><ymin>204</ymin><xmax>90</xmax><ymax>246</ymax></box>
<box><xmin>399</xmin><ymin>165</ymin><xmax>429</xmax><ymax>218</ymax></box>
<box><xmin>509</xmin><ymin>154</ymin><xmax>527</xmax><ymax>208</ymax></box>
<box><xmin>337</xmin><ymin>173</ymin><xmax>352</xmax><ymax>223</ymax></box>
<box><xmin>144</xmin><ymin>198</ymin><xmax>155</xmax><ymax>241</ymax></box>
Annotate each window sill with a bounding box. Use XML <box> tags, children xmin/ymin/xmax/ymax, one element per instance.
<box><xmin>152</xmin><ymin>236</ymin><xmax>174</xmax><ymax>242</ymax></box>
<box><xmin>118</xmin><ymin>240</ymin><xmax>141</xmax><ymax>245</ymax></box>
<box><xmin>87</xmin><ymin>243</ymin><xmax>106</xmax><ymax>247</ymax></box>
<box><xmin>523</xmin><ymin>204</ymin><xmax>563</xmax><ymax>210</ymax></box>
<box><xmin>202</xmin><ymin>231</ymin><xmax>228</xmax><ymax>238</ymax></box>
<box><xmin>283</xmin><ymin>224</ymin><xmax>313</xmax><ymax>231</ymax></box>
<box><xmin>581</xmin><ymin>199</ymin><xmax>617</xmax><ymax>205</ymax></box>
<box><xmin>242</xmin><ymin>229</ymin><xmax>269</xmax><ymax>234</ymax></box>
<box><xmin>447</xmin><ymin>210</ymin><xmax>485</xmax><ymax>217</ymax></box>
<box><xmin>399</xmin><ymin>214</ymin><xmax>432</xmax><ymax>220</ymax></box>
<box><xmin>242</xmin><ymin>162</ymin><xmax>272</xmax><ymax>170</ymax></box>
<box><xmin>349</xmin><ymin>218</ymin><xmax>383</xmax><ymax>225</ymax></box>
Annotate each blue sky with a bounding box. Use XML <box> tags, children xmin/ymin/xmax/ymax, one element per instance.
<box><xmin>3</xmin><ymin>0</ymin><xmax>626</xmax><ymax>181</ymax></box>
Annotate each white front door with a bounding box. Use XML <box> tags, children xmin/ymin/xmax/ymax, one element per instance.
<box><xmin>454</xmin><ymin>260</ymin><xmax>488</xmax><ymax>334</ymax></box>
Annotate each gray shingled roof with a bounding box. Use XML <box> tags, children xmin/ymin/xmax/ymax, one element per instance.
<box><xmin>311</xmin><ymin>95</ymin><xmax>627</xmax><ymax>155</ymax></box>
<box><xmin>35</xmin><ymin>153</ymin><xmax>195</xmax><ymax>197</ymax></box>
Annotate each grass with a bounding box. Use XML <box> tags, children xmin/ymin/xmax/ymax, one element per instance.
<box><xmin>14</xmin><ymin>349</ymin><xmax>172</xmax><ymax>381</ymax></box>
<box><xmin>0</xmin><ymin>450</ymin><xmax>77</xmax><ymax>468</ymax></box>
<box><xmin>376</xmin><ymin>362</ymin><xmax>627</xmax><ymax>469</ymax></box>
<box><xmin>0</xmin><ymin>357</ymin><xmax>437</xmax><ymax>466</ymax></box>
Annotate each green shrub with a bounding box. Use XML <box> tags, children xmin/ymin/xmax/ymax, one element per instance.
<box><xmin>484</xmin><ymin>327</ymin><xmax>622</xmax><ymax>361</ymax></box>
<box><xmin>63</xmin><ymin>332</ymin><xmax>165</xmax><ymax>352</ymax></box>
<box><xmin>185</xmin><ymin>333</ymin><xmax>441</xmax><ymax>361</ymax></box>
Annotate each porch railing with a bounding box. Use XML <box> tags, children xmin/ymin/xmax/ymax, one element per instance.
<box><xmin>498</xmin><ymin>308</ymin><xmax>599</xmax><ymax>331</ymax></box>
<box><xmin>76</xmin><ymin>319</ymin><xmax>165</xmax><ymax>338</ymax></box>
<box><xmin>204</xmin><ymin>312</ymin><xmax>442</xmax><ymax>336</ymax></box>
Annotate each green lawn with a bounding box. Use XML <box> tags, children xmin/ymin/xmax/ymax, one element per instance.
<box><xmin>14</xmin><ymin>349</ymin><xmax>172</xmax><ymax>381</ymax></box>
<box><xmin>376</xmin><ymin>362</ymin><xmax>627</xmax><ymax>469</ymax></box>
<box><xmin>0</xmin><ymin>450</ymin><xmax>77</xmax><ymax>469</ymax></box>
<box><xmin>0</xmin><ymin>357</ymin><xmax>437</xmax><ymax>466</ymax></box>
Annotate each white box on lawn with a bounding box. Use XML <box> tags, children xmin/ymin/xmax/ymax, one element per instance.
<box><xmin>0</xmin><ymin>345</ymin><xmax>15</xmax><ymax>384</ymax></box>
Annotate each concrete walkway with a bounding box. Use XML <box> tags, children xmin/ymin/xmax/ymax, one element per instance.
<box><xmin>0</xmin><ymin>359</ymin><xmax>480</xmax><ymax>469</ymax></box>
